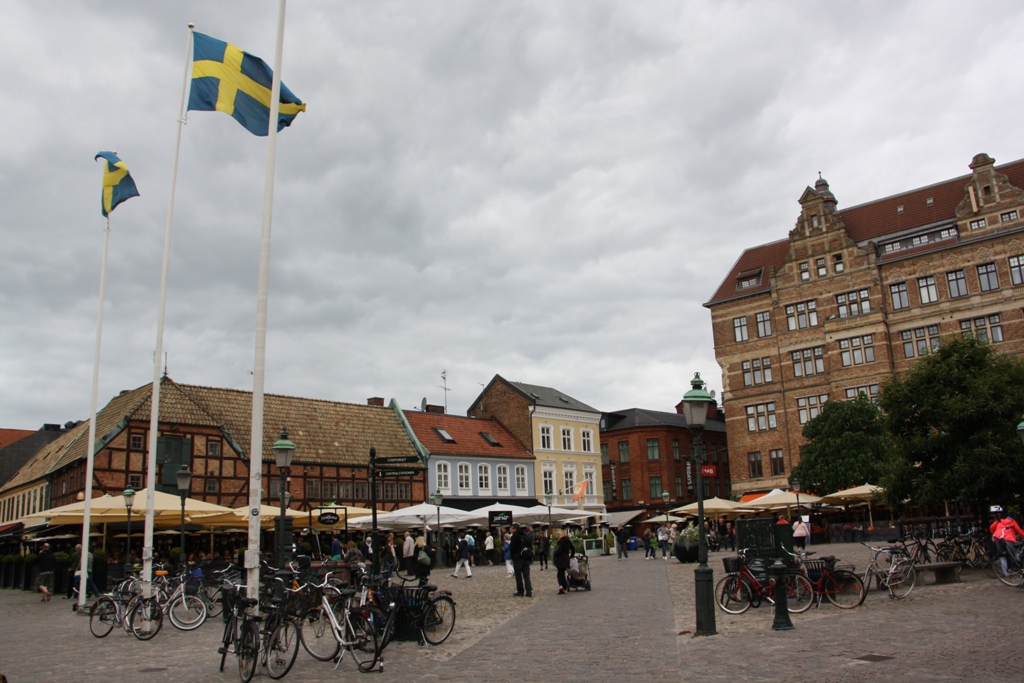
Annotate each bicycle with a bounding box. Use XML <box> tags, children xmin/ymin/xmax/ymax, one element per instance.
<box><xmin>715</xmin><ymin>548</ymin><xmax>813</xmax><ymax>615</ymax></box>
<box><xmin>936</xmin><ymin>532</ymin><xmax>996</xmax><ymax>578</ymax></box>
<box><xmin>308</xmin><ymin>581</ymin><xmax>379</xmax><ymax>672</ymax></box>
<box><xmin>860</xmin><ymin>542</ymin><xmax>916</xmax><ymax>599</ymax></box>
<box><xmin>199</xmin><ymin>563</ymin><xmax>242</xmax><ymax>618</ymax></box>
<box><xmin>993</xmin><ymin>539</ymin><xmax>1024</xmax><ymax>588</ymax></box>
<box><xmin>783</xmin><ymin>547</ymin><xmax>865</xmax><ymax>609</ymax></box>
<box><xmin>89</xmin><ymin>576</ymin><xmax>163</xmax><ymax>640</ymax></box>
<box><xmin>152</xmin><ymin>566</ymin><xmax>207</xmax><ymax>631</ymax></box>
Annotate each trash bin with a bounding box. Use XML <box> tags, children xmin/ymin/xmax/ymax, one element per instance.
<box><xmin>627</xmin><ymin>537</ymin><xmax>638</xmax><ymax>551</ymax></box>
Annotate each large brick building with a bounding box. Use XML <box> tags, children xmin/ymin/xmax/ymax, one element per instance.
<box><xmin>706</xmin><ymin>153</ymin><xmax>1024</xmax><ymax>497</ymax></box>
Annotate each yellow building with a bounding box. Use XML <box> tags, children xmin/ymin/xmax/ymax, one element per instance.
<box><xmin>468</xmin><ymin>376</ymin><xmax>605</xmax><ymax>513</ymax></box>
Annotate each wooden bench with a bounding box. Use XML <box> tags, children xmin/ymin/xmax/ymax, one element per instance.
<box><xmin>914</xmin><ymin>561</ymin><xmax>961</xmax><ymax>584</ymax></box>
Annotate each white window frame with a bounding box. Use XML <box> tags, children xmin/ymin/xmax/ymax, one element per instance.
<box><xmin>581</xmin><ymin>429</ymin><xmax>593</xmax><ymax>453</ymax></box>
<box><xmin>514</xmin><ymin>465</ymin><xmax>527</xmax><ymax>494</ymax></box>
<box><xmin>457</xmin><ymin>462</ymin><xmax>471</xmax><ymax>493</ymax></box>
<box><xmin>436</xmin><ymin>461</ymin><xmax>450</xmax><ymax>493</ymax></box>
<box><xmin>477</xmin><ymin>463</ymin><xmax>491</xmax><ymax>493</ymax></box>
<box><xmin>583</xmin><ymin>464</ymin><xmax>596</xmax><ymax>495</ymax></box>
<box><xmin>539</xmin><ymin>425</ymin><xmax>553</xmax><ymax>450</ymax></box>
<box><xmin>561</xmin><ymin>427</ymin><xmax>573</xmax><ymax>452</ymax></box>
<box><xmin>496</xmin><ymin>465</ymin><xmax>510</xmax><ymax>493</ymax></box>
<box><xmin>562</xmin><ymin>463</ymin><xmax>577</xmax><ymax>496</ymax></box>
<box><xmin>542</xmin><ymin>466</ymin><xmax>555</xmax><ymax>495</ymax></box>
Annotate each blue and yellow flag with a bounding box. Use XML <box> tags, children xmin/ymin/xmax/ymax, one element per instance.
<box><xmin>94</xmin><ymin>152</ymin><xmax>140</xmax><ymax>217</ymax></box>
<box><xmin>187</xmin><ymin>32</ymin><xmax>306</xmax><ymax>136</ymax></box>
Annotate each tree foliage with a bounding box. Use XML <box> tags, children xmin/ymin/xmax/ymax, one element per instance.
<box><xmin>879</xmin><ymin>337</ymin><xmax>1024</xmax><ymax>509</ymax></box>
<box><xmin>791</xmin><ymin>395</ymin><xmax>888</xmax><ymax>496</ymax></box>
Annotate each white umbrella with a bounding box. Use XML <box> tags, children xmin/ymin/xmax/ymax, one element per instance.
<box><xmin>819</xmin><ymin>483</ymin><xmax>884</xmax><ymax>528</ymax></box>
<box><xmin>458</xmin><ymin>502</ymin><xmax>536</xmax><ymax>526</ymax></box>
<box><xmin>516</xmin><ymin>504</ymin><xmax>592</xmax><ymax>526</ymax></box>
<box><xmin>745</xmin><ymin>489</ymin><xmax>822</xmax><ymax>510</ymax></box>
<box><xmin>670</xmin><ymin>497</ymin><xmax>744</xmax><ymax>517</ymax></box>
<box><xmin>348</xmin><ymin>502</ymin><xmax>475</xmax><ymax>529</ymax></box>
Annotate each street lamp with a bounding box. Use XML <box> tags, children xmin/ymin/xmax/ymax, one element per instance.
<box><xmin>681</xmin><ymin>372</ymin><xmax>717</xmax><ymax>637</ymax></box>
<box><xmin>662</xmin><ymin>490</ymin><xmax>670</xmax><ymax>522</ymax></box>
<box><xmin>429</xmin><ymin>490</ymin><xmax>443</xmax><ymax>558</ymax></box>
<box><xmin>176</xmin><ymin>465</ymin><xmax>193</xmax><ymax>568</ymax></box>
<box><xmin>544</xmin><ymin>492</ymin><xmax>553</xmax><ymax>528</ymax></box>
<box><xmin>273</xmin><ymin>428</ymin><xmax>296</xmax><ymax>597</ymax></box>
<box><xmin>123</xmin><ymin>487</ymin><xmax>136</xmax><ymax>577</ymax></box>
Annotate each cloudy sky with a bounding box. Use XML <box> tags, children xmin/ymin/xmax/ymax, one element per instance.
<box><xmin>4</xmin><ymin>0</ymin><xmax>1024</xmax><ymax>430</ymax></box>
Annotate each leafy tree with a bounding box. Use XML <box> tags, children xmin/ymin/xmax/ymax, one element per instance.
<box><xmin>791</xmin><ymin>395</ymin><xmax>888</xmax><ymax>496</ymax></box>
<box><xmin>879</xmin><ymin>337</ymin><xmax>1024</xmax><ymax>510</ymax></box>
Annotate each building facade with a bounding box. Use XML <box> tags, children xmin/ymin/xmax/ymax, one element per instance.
<box><xmin>0</xmin><ymin>378</ymin><xmax>426</xmax><ymax>524</ymax></box>
<box><xmin>468</xmin><ymin>376</ymin><xmax>605</xmax><ymax>511</ymax></box>
<box><xmin>600</xmin><ymin>402</ymin><xmax>729</xmax><ymax>518</ymax></box>
<box><xmin>706</xmin><ymin>153</ymin><xmax>1024</xmax><ymax>497</ymax></box>
<box><xmin>401</xmin><ymin>407</ymin><xmax>535</xmax><ymax>510</ymax></box>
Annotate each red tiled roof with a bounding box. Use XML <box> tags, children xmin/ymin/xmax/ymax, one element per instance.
<box><xmin>0</xmin><ymin>429</ymin><xmax>36</xmax><ymax>449</ymax></box>
<box><xmin>403</xmin><ymin>412</ymin><xmax>533</xmax><ymax>460</ymax></box>
<box><xmin>706</xmin><ymin>156</ymin><xmax>1024</xmax><ymax>306</ymax></box>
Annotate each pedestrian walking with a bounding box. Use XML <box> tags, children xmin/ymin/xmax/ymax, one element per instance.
<box><xmin>36</xmin><ymin>543</ymin><xmax>55</xmax><ymax>602</ymax></box>
<box><xmin>537</xmin><ymin>529</ymin><xmax>550</xmax><ymax>570</ymax></box>
<box><xmin>451</xmin><ymin>532</ymin><xmax>473</xmax><ymax>578</ymax></box>
<box><xmin>403</xmin><ymin>531</ymin><xmax>416</xmax><ymax>574</ymax></box>
<box><xmin>413</xmin><ymin>536</ymin><xmax>433</xmax><ymax>587</ymax></box>
<box><xmin>330</xmin><ymin>534</ymin><xmax>343</xmax><ymax>561</ymax></box>
<box><xmin>502</xmin><ymin>533</ymin><xmax>514</xmax><ymax>577</ymax></box>
<box><xmin>792</xmin><ymin>516</ymin><xmax>810</xmax><ymax>549</ymax></box>
<box><xmin>615</xmin><ymin>525</ymin><xmax>630</xmax><ymax>560</ymax></box>
<box><xmin>552</xmin><ymin>533</ymin><xmax>574</xmax><ymax>594</ymax></box>
<box><xmin>509</xmin><ymin>524</ymin><xmax>533</xmax><ymax>597</ymax></box>
<box><xmin>484</xmin><ymin>531</ymin><xmax>495</xmax><ymax>565</ymax></box>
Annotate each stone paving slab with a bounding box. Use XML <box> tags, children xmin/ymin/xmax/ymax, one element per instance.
<box><xmin>1</xmin><ymin>543</ymin><xmax>1022</xmax><ymax>682</ymax></box>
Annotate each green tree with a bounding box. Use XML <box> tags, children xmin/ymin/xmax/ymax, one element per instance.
<box><xmin>879</xmin><ymin>337</ymin><xmax>1024</xmax><ymax>509</ymax></box>
<box><xmin>791</xmin><ymin>395</ymin><xmax>888</xmax><ymax>496</ymax></box>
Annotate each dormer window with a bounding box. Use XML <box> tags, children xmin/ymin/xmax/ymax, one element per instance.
<box><xmin>433</xmin><ymin>428</ymin><xmax>456</xmax><ymax>443</ymax></box>
<box><xmin>970</xmin><ymin>218</ymin><xmax>987</xmax><ymax>230</ymax></box>
<box><xmin>1002</xmin><ymin>210</ymin><xmax>1019</xmax><ymax>223</ymax></box>
<box><xmin>810</xmin><ymin>214</ymin><xmax>819</xmax><ymax>228</ymax></box>
<box><xmin>480</xmin><ymin>432</ymin><xmax>501</xmax><ymax>447</ymax></box>
<box><xmin>736</xmin><ymin>267</ymin><xmax>762</xmax><ymax>291</ymax></box>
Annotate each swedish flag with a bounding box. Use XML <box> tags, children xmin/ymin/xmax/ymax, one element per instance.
<box><xmin>94</xmin><ymin>152</ymin><xmax>140</xmax><ymax>217</ymax></box>
<box><xmin>188</xmin><ymin>32</ymin><xmax>306</xmax><ymax>136</ymax></box>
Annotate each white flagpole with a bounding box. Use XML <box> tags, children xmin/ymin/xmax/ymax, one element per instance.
<box><xmin>78</xmin><ymin>205</ymin><xmax>111</xmax><ymax>612</ymax></box>
<box><xmin>142</xmin><ymin>23</ymin><xmax>195</xmax><ymax>587</ymax></box>
<box><xmin>247</xmin><ymin>0</ymin><xmax>289</xmax><ymax>597</ymax></box>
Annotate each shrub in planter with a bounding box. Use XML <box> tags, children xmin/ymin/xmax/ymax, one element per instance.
<box><xmin>92</xmin><ymin>549</ymin><xmax>107</xmax><ymax>563</ymax></box>
<box><xmin>169</xmin><ymin>547</ymin><xmax>182</xmax><ymax>562</ymax></box>
<box><xmin>23</xmin><ymin>553</ymin><xmax>37</xmax><ymax>565</ymax></box>
<box><xmin>54</xmin><ymin>551</ymin><xmax>71</xmax><ymax>564</ymax></box>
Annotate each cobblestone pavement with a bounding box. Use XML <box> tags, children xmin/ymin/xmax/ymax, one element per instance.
<box><xmin>1</xmin><ymin>544</ymin><xmax>1022</xmax><ymax>682</ymax></box>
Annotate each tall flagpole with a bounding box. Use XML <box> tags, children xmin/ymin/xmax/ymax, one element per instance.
<box><xmin>247</xmin><ymin>0</ymin><xmax>289</xmax><ymax>597</ymax></box>
<box><xmin>142</xmin><ymin>23</ymin><xmax>195</xmax><ymax>587</ymax></box>
<box><xmin>78</xmin><ymin>206</ymin><xmax>112</xmax><ymax>612</ymax></box>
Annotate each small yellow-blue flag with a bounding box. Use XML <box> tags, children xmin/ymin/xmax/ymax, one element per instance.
<box><xmin>94</xmin><ymin>151</ymin><xmax>140</xmax><ymax>217</ymax></box>
<box><xmin>188</xmin><ymin>32</ymin><xmax>306</xmax><ymax>136</ymax></box>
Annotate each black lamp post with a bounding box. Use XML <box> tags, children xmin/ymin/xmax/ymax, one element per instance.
<box><xmin>682</xmin><ymin>372</ymin><xmax>717</xmax><ymax>637</ymax></box>
<box><xmin>429</xmin><ymin>490</ymin><xmax>443</xmax><ymax>559</ymax></box>
<box><xmin>273</xmin><ymin>428</ymin><xmax>296</xmax><ymax>597</ymax></box>
<box><xmin>123</xmin><ymin>487</ymin><xmax>136</xmax><ymax>577</ymax></box>
<box><xmin>544</xmin><ymin>492</ymin><xmax>553</xmax><ymax>528</ymax></box>
<box><xmin>176</xmin><ymin>465</ymin><xmax>193</xmax><ymax>568</ymax></box>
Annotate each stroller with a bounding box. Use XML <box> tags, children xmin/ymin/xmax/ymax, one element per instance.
<box><xmin>566</xmin><ymin>554</ymin><xmax>592</xmax><ymax>591</ymax></box>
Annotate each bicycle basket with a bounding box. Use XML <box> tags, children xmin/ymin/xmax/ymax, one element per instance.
<box><xmin>722</xmin><ymin>556</ymin><xmax>741</xmax><ymax>574</ymax></box>
<box><xmin>802</xmin><ymin>559</ymin><xmax>829</xmax><ymax>582</ymax></box>
<box><xmin>381</xmin><ymin>585</ymin><xmax>430</xmax><ymax>609</ymax></box>
<box><xmin>184</xmin><ymin>576</ymin><xmax>201</xmax><ymax>596</ymax></box>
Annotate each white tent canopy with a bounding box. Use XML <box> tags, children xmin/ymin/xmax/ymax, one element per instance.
<box><xmin>745</xmin><ymin>488</ymin><xmax>822</xmax><ymax>510</ymax></box>
<box><xmin>348</xmin><ymin>502</ymin><xmax>476</xmax><ymax>530</ymax></box>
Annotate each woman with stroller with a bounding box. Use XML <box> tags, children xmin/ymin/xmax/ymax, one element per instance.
<box><xmin>552</xmin><ymin>533</ymin><xmax>575</xmax><ymax>594</ymax></box>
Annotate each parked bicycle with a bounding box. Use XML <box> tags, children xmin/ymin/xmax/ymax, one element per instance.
<box><xmin>715</xmin><ymin>548</ymin><xmax>813</xmax><ymax>615</ymax></box>
<box><xmin>935</xmin><ymin>531</ymin><xmax>996</xmax><ymax>578</ymax></box>
<box><xmin>783</xmin><ymin>547</ymin><xmax>865</xmax><ymax>609</ymax></box>
<box><xmin>89</xmin><ymin>576</ymin><xmax>163</xmax><ymax>641</ymax></box>
<box><xmin>860</xmin><ymin>542</ymin><xmax>916</xmax><ymax>599</ymax></box>
<box><xmin>993</xmin><ymin>539</ymin><xmax>1024</xmax><ymax>588</ymax></box>
<box><xmin>152</xmin><ymin>565</ymin><xmax>207</xmax><ymax>631</ymax></box>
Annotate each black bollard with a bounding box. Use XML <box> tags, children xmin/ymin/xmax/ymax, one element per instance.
<box><xmin>770</xmin><ymin>558</ymin><xmax>794</xmax><ymax>631</ymax></box>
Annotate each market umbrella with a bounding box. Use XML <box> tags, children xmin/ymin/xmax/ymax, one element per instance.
<box><xmin>819</xmin><ymin>483</ymin><xmax>884</xmax><ymax>528</ymax></box>
<box><xmin>22</xmin><ymin>489</ymin><xmax>233</xmax><ymax>527</ymax></box>
<box><xmin>192</xmin><ymin>504</ymin><xmax>306</xmax><ymax>530</ymax></box>
<box><xmin>670</xmin><ymin>496</ymin><xmax>745</xmax><ymax>518</ymax></box>
<box><xmin>515</xmin><ymin>504</ymin><xmax>591</xmax><ymax>526</ymax></box>
<box><xmin>347</xmin><ymin>502</ymin><xmax>476</xmax><ymax>530</ymax></box>
<box><xmin>458</xmin><ymin>502</ymin><xmax>535</xmax><ymax>526</ymax></box>
<box><xmin>745</xmin><ymin>489</ymin><xmax>822</xmax><ymax>510</ymax></box>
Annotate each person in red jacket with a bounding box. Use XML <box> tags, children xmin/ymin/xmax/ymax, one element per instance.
<box><xmin>989</xmin><ymin>510</ymin><xmax>1024</xmax><ymax>575</ymax></box>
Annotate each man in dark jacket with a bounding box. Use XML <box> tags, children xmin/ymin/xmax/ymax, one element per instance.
<box><xmin>37</xmin><ymin>542</ymin><xmax>56</xmax><ymax>601</ymax></box>
<box><xmin>509</xmin><ymin>524</ymin><xmax>533</xmax><ymax>597</ymax></box>
<box><xmin>615</xmin><ymin>525</ymin><xmax>631</xmax><ymax>560</ymax></box>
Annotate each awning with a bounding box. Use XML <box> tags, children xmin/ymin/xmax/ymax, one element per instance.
<box><xmin>0</xmin><ymin>522</ymin><xmax>24</xmax><ymax>538</ymax></box>
<box><xmin>599</xmin><ymin>510</ymin><xmax>646</xmax><ymax>528</ymax></box>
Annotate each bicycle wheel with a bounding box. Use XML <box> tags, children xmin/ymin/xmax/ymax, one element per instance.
<box><xmin>715</xmin><ymin>575</ymin><xmax>751</xmax><ymax>614</ymax></box>
<box><xmin>344</xmin><ymin>611</ymin><xmax>379</xmax><ymax>671</ymax></box>
<box><xmin>994</xmin><ymin>556</ymin><xmax>1024</xmax><ymax>587</ymax></box>
<box><xmin>219</xmin><ymin>615</ymin><xmax>234</xmax><ymax>672</ymax></box>
<box><xmin>935</xmin><ymin>544</ymin><xmax>954</xmax><ymax>562</ymax></box>
<box><xmin>237</xmin><ymin>620</ymin><xmax>259</xmax><ymax>683</ymax></box>
<box><xmin>782</xmin><ymin>573</ymin><xmax>814</xmax><ymax>614</ymax></box>
<box><xmin>824</xmin><ymin>570</ymin><xmax>865</xmax><ymax>609</ymax></box>
<box><xmin>422</xmin><ymin>595</ymin><xmax>456</xmax><ymax>645</ymax></box>
<box><xmin>200</xmin><ymin>584</ymin><xmax>224</xmax><ymax>618</ymax></box>
<box><xmin>299</xmin><ymin>606</ymin><xmax>341</xmax><ymax>661</ymax></box>
<box><xmin>129</xmin><ymin>597</ymin><xmax>163</xmax><ymax>641</ymax></box>
<box><xmin>89</xmin><ymin>597</ymin><xmax>117</xmax><ymax>638</ymax></box>
<box><xmin>888</xmin><ymin>560</ymin><xmax>917</xmax><ymax>599</ymax></box>
<box><xmin>168</xmin><ymin>594</ymin><xmax>207</xmax><ymax>631</ymax></box>
<box><xmin>265</xmin><ymin>620</ymin><xmax>300</xmax><ymax>679</ymax></box>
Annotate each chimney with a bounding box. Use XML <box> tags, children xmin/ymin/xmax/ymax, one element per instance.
<box><xmin>425</xmin><ymin>404</ymin><xmax>445</xmax><ymax>414</ymax></box>
<box><xmin>367</xmin><ymin>397</ymin><xmax>385</xmax><ymax>407</ymax></box>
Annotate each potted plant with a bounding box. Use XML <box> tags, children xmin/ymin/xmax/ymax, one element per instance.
<box><xmin>673</xmin><ymin>523</ymin><xmax>701</xmax><ymax>563</ymax></box>
<box><xmin>21</xmin><ymin>553</ymin><xmax>36</xmax><ymax>591</ymax></box>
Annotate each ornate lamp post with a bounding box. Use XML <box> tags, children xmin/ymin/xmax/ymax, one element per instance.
<box><xmin>123</xmin><ymin>487</ymin><xmax>136</xmax><ymax>577</ymax></box>
<box><xmin>176</xmin><ymin>465</ymin><xmax>193</xmax><ymax>568</ymax></box>
<box><xmin>544</xmin><ymin>492</ymin><xmax>553</xmax><ymax>528</ymax></box>
<box><xmin>273</xmin><ymin>428</ymin><xmax>296</xmax><ymax>597</ymax></box>
<box><xmin>681</xmin><ymin>372</ymin><xmax>717</xmax><ymax>637</ymax></box>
